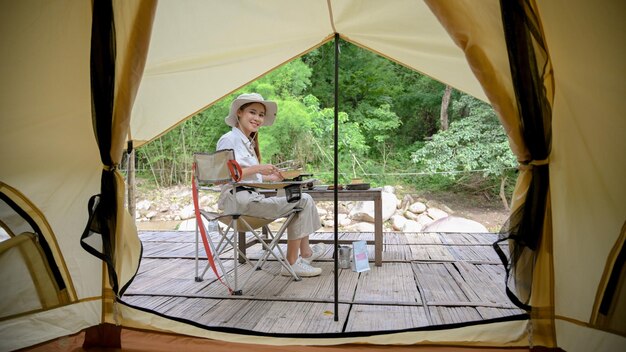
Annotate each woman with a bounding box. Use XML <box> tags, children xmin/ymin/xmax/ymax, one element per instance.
<box><xmin>216</xmin><ymin>93</ymin><xmax>325</xmax><ymax>277</ymax></box>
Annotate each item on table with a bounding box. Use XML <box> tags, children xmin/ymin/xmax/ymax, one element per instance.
<box><xmin>346</xmin><ymin>183</ymin><xmax>370</xmax><ymax>190</ymax></box>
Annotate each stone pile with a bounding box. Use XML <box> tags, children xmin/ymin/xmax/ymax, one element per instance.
<box><xmin>135</xmin><ymin>185</ymin><xmax>488</xmax><ymax>233</ymax></box>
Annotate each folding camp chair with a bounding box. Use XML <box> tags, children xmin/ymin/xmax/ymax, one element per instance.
<box><xmin>191</xmin><ymin>149</ymin><xmax>307</xmax><ymax>295</ymax></box>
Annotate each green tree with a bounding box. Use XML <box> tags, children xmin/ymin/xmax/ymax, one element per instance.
<box><xmin>255</xmin><ymin>59</ymin><xmax>311</xmax><ymax>98</ymax></box>
<box><xmin>242</xmin><ymin>59</ymin><xmax>316</xmax><ymax>166</ymax></box>
<box><xmin>411</xmin><ymin>95</ymin><xmax>517</xmax><ymax>203</ymax></box>
<box><xmin>303</xmin><ymin>41</ymin><xmax>453</xmax><ymax>161</ymax></box>
<box><xmin>304</xmin><ymin>95</ymin><xmax>369</xmax><ymax>182</ymax></box>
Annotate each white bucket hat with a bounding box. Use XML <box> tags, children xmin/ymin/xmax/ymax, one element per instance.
<box><xmin>225</xmin><ymin>93</ymin><xmax>277</xmax><ymax>127</ymax></box>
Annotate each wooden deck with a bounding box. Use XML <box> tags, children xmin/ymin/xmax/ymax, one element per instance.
<box><xmin>121</xmin><ymin>230</ymin><xmax>525</xmax><ymax>334</ymax></box>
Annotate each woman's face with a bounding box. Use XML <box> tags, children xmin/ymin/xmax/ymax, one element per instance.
<box><xmin>237</xmin><ymin>102</ymin><xmax>266</xmax><ymax>136</ymax></box>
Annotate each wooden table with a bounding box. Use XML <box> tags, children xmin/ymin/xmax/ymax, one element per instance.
<box><xmin>246</xmin><ymin>187</ymin><xmax>383</xmax><ymax>266</ymax></box>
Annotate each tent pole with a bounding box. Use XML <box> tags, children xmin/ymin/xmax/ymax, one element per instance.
<box><xmin>333</xmin><ymin>32</ymin><xmax>340</xmax><ymax>322</ymax></box>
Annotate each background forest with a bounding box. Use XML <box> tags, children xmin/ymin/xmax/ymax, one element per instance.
<box><xmin>133</xmin><ymin>42</ymin><xmax>517</xmax><ymax>206</ymax></box>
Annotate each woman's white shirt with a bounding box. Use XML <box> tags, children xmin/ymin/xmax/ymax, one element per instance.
<box><xmin>216</xmin><ymin>127</ymin><xmax>262</xmax><ymax>183</ymax></box>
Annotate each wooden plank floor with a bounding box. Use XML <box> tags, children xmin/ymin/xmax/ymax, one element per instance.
<box><xmin>122</xmin><ymin>231</ymin><xmax>524</xmax><ymax>334</ymax></box>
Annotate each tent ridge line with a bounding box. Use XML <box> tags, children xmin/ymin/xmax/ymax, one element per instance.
<box><xmin>326</xmin><ymin>0</ymin><xmax>337</xmax><ymax>33</ymax></box>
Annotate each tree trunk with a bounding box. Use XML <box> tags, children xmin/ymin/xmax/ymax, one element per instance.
<box><xmin>440</xmin><ymin>85</ymin><xmax>452</xmax><ymax>131</ymax></box>
<box><xmin>500</xmin><ymin>176</ymin><xmax>510</xmax><ymax>211</ymax></box>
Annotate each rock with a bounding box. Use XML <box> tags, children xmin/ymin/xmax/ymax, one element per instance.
<box><xmin>179</xmin><ymin>204</ymin><xmax>195</xmax><ymax>219</ymax></box>
<box><xmin>404</xmin><ymin>210</ymin><xmax>419</xmax><ymax>221</ymax></box>
<box><xmin>416</xmin><ymin>213</ymin><xmax>435</xmax><ymax>227</ymax></box>
<box><xmin>349</xmin><ymin>204</ymin><xmax>372</xmax><ymax>222</ymax></box>
<box><xmin>390</xmin><ymin>215</ymin><xmax>407</xmax><ymax>231</ymax></box>
<box><xmin>175</xmin><ymin>188</ymin><xmax>192</xmax><ymax>199</ymax></box>
<box><xmin>422</xmin><ymin>216</ymin><xmax>488</xmax><ymax>233</ymax></box>
<box><xmin>381</xmin><ymin>191</ymin><xmax>400</xmax><ymax>220</ymax></box>
<box><xmin>199</xmin><ymin>195</ymin><xmax>214</xmax><ymax>206</ymax></box>
<box><xmin>344</xmin><ymin>222</ymin><xmax>375</xmax><ymax>232</ymax></box>
<box><xmin>402</xmin><ymin>220</ymin><xmax>423</xmax><ymax>232</ymax></box>
<box><xmin>322</xmin><ymin>214</ymin><xmax>351</xmax><ymax>228</ymax></box>
<box><xmin>134</xmin><ymin>183</ymin><xmax>504</xmax><ymax>233</ymax></box>
<box><xmin>349</xmin><ymin>191</ymin><xmax>398</xmax><ymax>222</ymax></box>
<box><xmin>136</xmin><ymin>199</ymin><xmax>151</xmax><ymax>211</ymax></box>
<box><xmin>382</xmin><ymin>185</ymin><xmax>395</xmax><ymax>194</ymax></box>
<box><xmin>408</xmin><ymin>202</ymin><xmax>427</xmax><ymax>214</ymax></box>
<box><xmin>335</xmin><ymin>213</ymin><xmax>352</xmax><ymax>227</ymax></box>
<box><xmin>432</xmin><ymin>202</ymin><xmax>454</xmax><ymax>214</ymax></box>
<box><xmin>427</xmin><ymin>207</ymin><xmax>448</xmax><ymax>220</ymax></box>
<box><xmin>399</xmin><ymin>194</ymin><xmax>414</xmax><ymax>211</ymax></box>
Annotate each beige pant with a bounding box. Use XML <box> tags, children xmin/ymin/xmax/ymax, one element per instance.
<box><xmin>218</xmin><ymin>189</ymin><xmax>321</xmax><ymax>240</ymax></box>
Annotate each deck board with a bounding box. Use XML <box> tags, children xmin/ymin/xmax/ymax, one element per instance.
<box><xmin>346</xmin><ymin>304</ymin><xmax>429</xmax><ymax>332</ymax></box>
<box><xmin>354</xmin><ymin>263</ymin><xmax>421</xmax><ymax>304</ymax></box>
<box><xmin>121</xmin><ymin>230</ymin><xmax>524</xmax><ymax>334</ymax></box>
<box><xmin>279</xmin><ymin>262</ymin><xmax>359</xmax><ymax>302</ymax></box>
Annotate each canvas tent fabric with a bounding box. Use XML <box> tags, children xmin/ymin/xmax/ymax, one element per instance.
<box><xmin>0</xmin><ymin>0</ymin><xmax>625</xmax><ymax>351</ymax></box>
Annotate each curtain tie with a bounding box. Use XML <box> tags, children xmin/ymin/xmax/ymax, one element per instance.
<box><xmin>519</xmin><ymin>158</ymin><xmax>549</xmax><ymax>170</ymax></box>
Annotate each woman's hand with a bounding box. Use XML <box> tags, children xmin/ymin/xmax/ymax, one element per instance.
<box><xmin>264</xmin><ymin>173</ymin><xmax>284</xmax><ymax>182</ymax></box>
<box><xmin>256</xmin><ymin>164</ymin><xmax>284</xmax><ymax>182</ymax></box>
<box><xmin>257</xmin><ymin>164</ymin><xmax>279</xmax><ymax>176</ymax></box>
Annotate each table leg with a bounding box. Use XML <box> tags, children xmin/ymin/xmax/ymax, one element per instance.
<box><xmin>374</xmin><ymin>193</ymin><xmax>383</xmax><ymax>266</ymax></box>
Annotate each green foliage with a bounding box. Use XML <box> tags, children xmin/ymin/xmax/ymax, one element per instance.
<box><xmin>259</xmin><ymin>99</ymin><xmax>317</xmax><ymax>165</ymax></box>
<box><xmin>256</xmin><ymin>59</ymin><xmax>311</xmax><ymax>98</ymax></box>
<box><xmin>304</xmin><ymin>95</ymin><xmax>370</xmax><ymax>183</ymax></box>
<box><xmin>393</xmin><ymin>75</ymin><xmax>447</xmax><ymax>139</ymax></box>
<box><xmin>135</xmin><ymin>41</ymin><xmax>519</xmax><ymax>202</ymax></box>
<box><xmin>411</xmin><ymin>95</ymin><xmax>517</xmax><ymax>194</ymax></box>
<box><xmin>304</xmin><ymin>42</ymin><xmax>401</xmax><ymax>110</ymax></box>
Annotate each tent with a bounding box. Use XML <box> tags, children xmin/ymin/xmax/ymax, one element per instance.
<box><xmin>1</xmin><ymin>0</ymin><xmax>624</xmax><ymax>350</ymax></box>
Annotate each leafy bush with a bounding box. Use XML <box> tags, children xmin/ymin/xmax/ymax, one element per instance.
<box><xmin>411</xmin><ymin>95</ymin><xmax>517</xmax><ymax>196</ymax></box>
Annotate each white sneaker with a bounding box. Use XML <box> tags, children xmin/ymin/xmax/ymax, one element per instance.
<box><xmin>281</xmin><ymin>257</ymin><xmax>322</xmax><ymax>277</ymax></box>
<box><xmin>301</xmin><ymin>243</ymin><xmax>327</xmax><ymax>265</ymax></box>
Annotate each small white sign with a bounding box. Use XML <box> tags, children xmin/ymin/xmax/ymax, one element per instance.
<box><xmin>352</xmin><ymin>240</ymin><xmax>370</xmax><ymax>272</ymax></box>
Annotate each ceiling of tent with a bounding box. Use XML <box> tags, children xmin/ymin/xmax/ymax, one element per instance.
<box><xmin>130</xmin><ymin>0</ymin><xmax>487</xmax><ymax>146</ymax></box>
